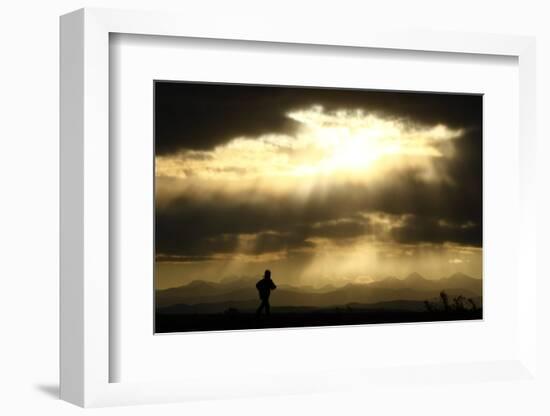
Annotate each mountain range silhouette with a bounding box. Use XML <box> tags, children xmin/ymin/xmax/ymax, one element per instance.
<box><xmin>156</xmin><ymin>272</ymin><xmax>482</xmax><ymax>314</ymax></box>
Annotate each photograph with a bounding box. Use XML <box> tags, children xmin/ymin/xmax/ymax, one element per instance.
<box><xmin>154</xmin><ymin>81</ymin><xmax>483</xmax><ymax>333</ymax></box>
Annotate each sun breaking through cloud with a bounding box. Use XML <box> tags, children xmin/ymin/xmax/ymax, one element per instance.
<box><xmin>154</xmin><ymin>83</ymin><xmax>482</xmax><ymax>290</ymax></box>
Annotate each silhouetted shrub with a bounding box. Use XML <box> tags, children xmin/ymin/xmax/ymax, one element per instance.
<box><xmin>453</xmin><ymin>295</ymin><xmax>466</xmax><ymax>311</ymax></box>
<box><xmin>424</xmin><ymin>292</ymin><xmax>480</xmax><ymax>315</ymax></box>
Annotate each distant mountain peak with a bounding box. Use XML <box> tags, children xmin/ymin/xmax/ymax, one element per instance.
<box><xmin>448</xmin><ymin>272</ymin><xmax>475</xmax><ymax>280</ymax></box>
<box><xmin>405</xmin><ymin>272</ymin><xmax>426</xmax><ymax>281</ymax></box>
<box><xmin>186</xmin><ymin>280</ymin><xmax>216</xmax><ymax>288</ymax></box>
<box><xmin>320</xmin><ymin>283</ymin><xmax>336</xmax><ymax>290</ymax></box>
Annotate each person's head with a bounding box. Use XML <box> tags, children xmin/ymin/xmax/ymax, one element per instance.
<box><xmin>264</xmin><ymin>269</ymin><xmax>271</xmax><ymax>279</ymax></box>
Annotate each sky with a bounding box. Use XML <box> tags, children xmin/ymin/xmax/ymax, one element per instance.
<box><xmin>154</xmin><ymin>82</ymin><xmax>482</xmax><ymax>290</ymax></box>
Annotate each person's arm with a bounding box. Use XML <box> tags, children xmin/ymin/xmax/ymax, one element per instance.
<box><xmin>271</xmin><ymin>280</ymin><xmax>277</xmax><ymax>290</ymax></box>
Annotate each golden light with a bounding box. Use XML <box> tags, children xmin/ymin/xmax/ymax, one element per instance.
<box><xmin>155</xmin><ymin>106</ymin><xmax>464</xmax><ymax>201</ymax></box>
<box><xmin>154</xmin><ymin>105</ymin><xmax>480</xmax><ymax>289</ymax></box>
<box><xmin>286</xmin><ymin>106</ymin><xmax>462</xmax><ymax>178</ymax></box>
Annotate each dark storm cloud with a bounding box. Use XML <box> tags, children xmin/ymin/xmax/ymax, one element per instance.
<box><xmin>308</xmin><ymin>218</ymin><xmax>372</xmax><ymax>240</ymax></box>
<box><xmin>427</xmin><ymin>129</ymin><xmax>483</xmax><ymax>233</ymax></box>
<box><xmin>252</xmin><ymin>232</ymin><xmax>315</xmax><ymax>254</ymax></box>
<box><xmin>391</xmin><ymin>216</ymin><xmax>482</xmax><ymax>247</ymax></box>
<box><xmin>155</xmin><ymin>170</ymin><xmax>482</xmax><ymax>258</ymax></box>
<box><xmin>155</xmin><ymin>81</ymin><xmax>482</xmax><ymax>154</ymax></box>
<box><xmin>155</xmin><ymin>82</ymin><xmax>482</xmax><ymax>258</ymax></box>
<box><xmin>157</xmin><ymin>233</ymin><xmax>241</xmax><ymax>259</ymax></box>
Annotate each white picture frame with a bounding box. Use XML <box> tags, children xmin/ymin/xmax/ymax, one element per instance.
<box><xmin>60</xmin><ymin>7</ymin><xmax>538</xmax><ymax>408</ymax></box>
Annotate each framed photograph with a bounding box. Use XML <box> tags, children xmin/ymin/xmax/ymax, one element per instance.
<box><xmin>60</xmin><ymin>8</ymin><xmax>538</xmax><ymax>408</ymax></box>
<box><xmin>153</xmin><ymin>81</ymin><xmax>484</xmax><ymax>334</ymax></box>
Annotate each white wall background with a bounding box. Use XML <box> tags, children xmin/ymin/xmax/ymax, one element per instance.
<box><xmin>0</xmin><ymin>1</ymin><xmax>548</xmax><ymax>415</ymax></box>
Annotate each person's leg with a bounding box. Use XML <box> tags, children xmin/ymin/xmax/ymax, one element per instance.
<box><xmin>256</xmin><ymin>299</ymin><xmax>266</xmax><ymax>316</ymax></box>
<box><xmin>265</xmin><ymin>299</ymin><xmax>270</xmax><ymax>316</ymax></box>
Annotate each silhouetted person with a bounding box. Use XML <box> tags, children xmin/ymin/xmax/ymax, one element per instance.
<box><xmin>256</xmin><ymin>269</ymin><xmax>277</xmax><ymax>316</ymax></box>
